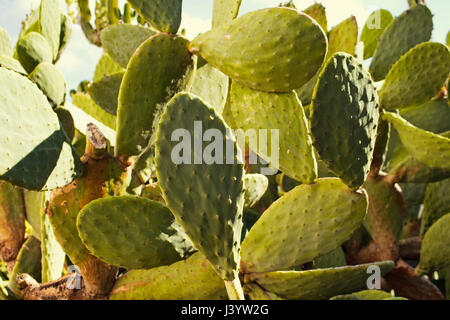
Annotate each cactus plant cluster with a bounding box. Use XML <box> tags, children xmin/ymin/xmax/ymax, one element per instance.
<box><xmin>0</xmin><ymin>0</ymin><xmax>449</xmax><ymax>300</ymax></box>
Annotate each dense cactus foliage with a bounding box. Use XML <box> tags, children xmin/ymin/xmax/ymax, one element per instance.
<box><xmin>0</xmin><ymin>0</ymin><xmax>449</xmax><ymax>300</ymax></box>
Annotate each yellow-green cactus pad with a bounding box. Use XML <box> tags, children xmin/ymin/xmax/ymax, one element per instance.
<box><xmin>369</xmin><ymin>4</ymin><xmax>433</xmax><ymax>81</ymax></box>
<box><xmin>126</xmin><ymin>0</ymin><xmax>182</xmax><ymax>34</ymax></box>
<box><xmin>379</xmin><ymin>42</ymin><xmax>450</xmax><ymax>110</ymax></box>
<box><xmin>16</xmin><ymin>32</ymin><xmax>53</xmax><ymax>74</ymax></box>
<box><xmin>420</xmin><ymin>178</ymin><xmax>450</xmax><ymax>236</ymax></box>
<box><xmin>383</xmin><ymin>112</ymin><xmax>450</xmax><ymax>171</ymax></box>
<box><xmin>77</xmin><ymin>196</ymin><xmax>195</xmax><ymax>269</ymax></box>
<box><xmin>116</xmin><ymin>34</ymin><xmax>195</xmax><ymax>158</ymax></box>
<box><xmin>100</xmin><ymin>24</ymin><xmax>155</xmax><ymax>68</ymax></box>
<box><xmin>0</xmin><ymin>55</ymin><xmax>27</xmax><ymax>75</ymax></box>
<box><xmin>333</xmin><ymin>289</ymin><xmax>394</xmax><ymax>300</ymax></box>
<box><xmin>110</xmin><ymin>253</ymin><xmax>227</xmax><ymax>300</ymax></box>
<box><xmin>360</xmin><ymin>9</ymin><xmax>394</xmax><ymax>60</ymax></box>
<box><xmin>55</xmin><ymin>13</ymin><xmax>72</xmax><ymax>62</ymax></box>
<box><xmin>311</xmin><ymin>53</ymin><xmax>379</xmax><ymax>190</ymax></box>
<box><xmin>23</xmin><ymin>190</ymin><xmax>42</xmax><ymax>239</ymax></box>
<box><xmin>245</xmin><ymin>261</ymin><xmax>394</xmax><ymax>300</ymax></box>
<box><xmin>88</xmin><ymin>72</ymin><xmax>123</xmax><ymax>115</ymax></box>
<box><xmin>327</xmin><ymin>16</ymin><xmax>358</xmax><ymax>57</ymax></box>
<box><xmin>0</xmin><ymin>68</ymin><xmax>82</xmax><ymax>190</ymax></box>
<box><xmin>189</xmin><ymin>61</ymin><xmax>229</xmax><ymax>115</ymax></box>
<box><xmin>229</xmin><ymin>82</ymin><xmax>317</xmax><ymax>183</ymax></box>
<box><xmin>190</xmin><ymin>8</ymin><xmax>327</xmax><ymax>93</ymax></box>
<box><xmin>72</xmin><ymin>93</ymin><xmax>116</xmax><ymax>130</ymax></box>
<box><xmin>416</xmin><ymin>213</ymin><xmax>450</xmax><ymax>275</ymax></box>
<box><xmin>38</xmin><ymin>0</ymin><xmax>62</xmax><ymax>60</ymax></box>
<box><xmin>240</xmin><ymin>178</ymin><xmax>368</xmax><ymax>273</ymax></box>
<box><xmin>303</xmin><ymin>3</ymin><xmax>327</xmax><ymax>33</ymax></box>
<box><xmin>0</xmin><ymin>27</ymin><xmax>13</xmax><ymax>57</ymax></box>
<box><xmin>212</xmin><ymin>0</ymin><xmax>242</xmax><ymax>29</ymax></box>
<box><xmin>93</xmin><ymin>53</ymin><xmax>123</xmax><ymax>82</ymax></box>
<box><xmin>244</xmin><ymin>283</ymin><xmax>283</xmax><ymax>300</ymax></box>
<box><xmin>155</xmin><ymin>92</ymin><xmax>244</xmax><ymax>280</ymax></box>
<box><xmin>243</xmin><ymin>174</ymin><xmax>268</xmax><ymax>210</ymax></box>
<box><xmin>28</xmin><ymin>62</ymin><xmax>66</xmax><ymax>108</ymax></box>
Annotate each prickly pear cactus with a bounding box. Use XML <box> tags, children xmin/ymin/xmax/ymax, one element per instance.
<box><xmin>0</xmin><ymin>0</ymin><xmax>448</xmax><ymax>301</ymax></box>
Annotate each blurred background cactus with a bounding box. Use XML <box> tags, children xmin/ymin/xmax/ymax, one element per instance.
<box><xmin>0</xmin><ymin>0</ymin><xmax>449</xmax><ymax>300</ymax></box>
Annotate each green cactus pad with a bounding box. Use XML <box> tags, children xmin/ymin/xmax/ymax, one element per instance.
<box><xmin>189</xmin><ymin>8</ymin><xmax>327</xmax><ymax>93</ymax></box>
<box><xmin>327</xmin><ymin>16</ymin><xmax>358</xmax><ymax>57</ymax></box>
<box><xmin>126</xmin><ymin>0</ymin><xmax>182</xmax><ymax>34</ymax></box>
<box><xmin>379</xmin><ymin>42</ymin><xmax>450</xmax><ymax>110</ymax></box>
<box><xmin>93</xmin><ymin>53</ymin><xmax>123</xmax><ymax>82</ymax></box>
<box><xmin>16</xmin><ymin>32</ymin><xmax>53</xmax><ymax>74</ymax></box>
<box><xmin>303</xmin><ymin>3</ymin><xmax>327</xmax><ymax>33</ymax></box>
<box><xmin>55</xmin><ymin>13</ymin><xmax>72</xmax><ymax>62</ymax></box>
<box><xmin>360</xmin><ymin>10</ymin><xmax>394</xmax><ymax>60</ymax></box>
<box><xmin>55</xmin><ymin>107</ymin><xmax>75</xmax><ymax>142</ymax></box>
<box><xmin>420</xmin><ymin>179</ymin><xmax>450</xmax><ymax>236</ymax></box>
<box><xmin>416</xmin><ymin>213</ymin><xmax>450</xmax><ymax>275</ymax></box>
<box><xmin>189</xmin><ymin>61</ymin><xmax>228</xmax><ymax>115</ymax></box>
<box><xmin>88</xmin><ymin>72</ymin><xmax>123</xmax><ymax>115</ymax></box>
<box><xmin>110</xmin><ymin>253</ymin><xmax>227</xmax><ymax>300</ymax></box>
<box><xmin>41</xmin><ymin>201</ymin><xmax>65</xmax><ymax>283</ymax></box>
<box><xmin>23</xmin><ymin>190</ymin><xmax>42</xmax><ymax>239</ymax></box>
<box><xmin>229</xmin><ymin>82</ymin><xmax>317</xmax><ymax>183</ymax></box>
<box><xmin>246</xmin><ymin>261</ymin><xmax>394</xmax><ymax>300</ymax></box>
<box><xmin>311</xmin><ymin>53</ymin><xmax>379</xmax><ymax>190</ymax></box>
<box><xmin>0</xmin><ymin>181</ymin><xmax>25</xmax><ymax>262</ymax></box>
<box><xmin>72</xmin><ymin>93</ymin><xmax>116</xmax><ymax>130</ymax></box>
<box><xmin>240</xmin><ymin>178</ymin><xmax>368</xmax><ymax>273</ymax></box>
<box><xmin>382</xmin><ymin>112</ymin><xmax>450</xmax><ymax>171</ymax></box>
<box><xmin>333</xmin><ymin>289</ymin><xmax>394</xmax><ymax>300</ymax></box>
<box><xmin>0</xmin><ymin>55</ymin><xmax>27</xmax><ymax>75</ymax></box>
<box><xmin>100</xmin><ymin>24</ymin><xmax>155</xmax><ymax>68</ymax></box>
<box><xmin>38</xmin><ymin>0</ymin><xmax>62</xmax><ymax>60</ymax></box>
<box><xmin>244</xmin><ymin>283</ymin><xmax>283</xmax><ymax>300</ymax></box>
<box><xmin>0</xmin><ymin>27</ymin><xmax>13</xmax><ymax>57</ymax></box>
<box><xmin>312</xmin><ymin>247</ymin><xmax>347</xmax><ymax>269</ymax></box>
<box><xmin>28</xmin><ymin>62</ymin><xmax>66</xmax><ymax>107</ymax></box>
<box><xmin>362</xmin><ymin>175</ymin><xmax>403</xmax><ymax>258</ymax></box>
<box><xmin>212</xmin><ymin>0</ymin><xmax>242</xmax><ymax>29</ymax></box>
<box><xmin>369</xmin><ymin>4</ymin><xmax>433</xmax><ymax>81</ymax></box>
<box><xmin>9</xmin><ymin>236</ymin><xmax>42</xmax><ymax>295</ymax></box>
<box><xmin>116</xmin><ymin>34</ymin><xmax>194</xmax><ymax>158</ymax></box>
<box><xmin>0</xmin><ymin>68</ymin><xmax>82</xmax><ymax>190</ymax></box>
<box><xmin>243</xmin><ymin>174</ymin><xmax>268</xmax><ymax>210</ymax></box>
<box><xmin>399</xmin><ymin>182</ymin><xmax>427</xmax><ymax>221</ymax></box>
<box><xmin>77</xmin><ymin>196</ymin><xmax>195</xmax><ymax>269</ymax></box>
<box><xmin>155</xmin><ymin>92</ymin><xmax>244</xmax><ymax>280</ymax></box>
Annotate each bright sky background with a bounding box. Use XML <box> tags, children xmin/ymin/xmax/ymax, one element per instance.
<box><xmin>1</xmin><ymin>0</ymin><xmax>449</xmax><ymax>94</ymax></box>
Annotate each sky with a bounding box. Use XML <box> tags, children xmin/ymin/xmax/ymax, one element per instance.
<box><xmin>1</xmin><ymin>0</ymin><xmax>449</xmax><ymax>93</ymax></box>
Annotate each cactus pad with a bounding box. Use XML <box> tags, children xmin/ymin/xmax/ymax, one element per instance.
<box><xmin>369</xmin><ymin>4</ymin><xmax>433</xmax><ymax>81</ymax></box>
<box><xmin>0</xmin><ymin>68</ymin><xmax>82</xmax><ymax>190</ymax></box>
<box><xmin>311</xmin><ymin>53</ymin><xmax>379</xmax><ymax>190</ymax></box>
<box><xmin>189</xmin><ymin>8</ymin><xmax>327</xmax><ymax>93</ymax></box>
<box><xmin>243</xmin><ymin>174</ymin><xmax>268</xmax><ymax>209</ymax></box>
<box><xmin>229</xmin><ymin>82</ymin><xmax>318</xmax><ymax>183</ymax></box>
<box><xmin>416</xmin><ymin>213</ymin><xmax>450</xmax><ymax>275</ymax></box>
<box><xmin>100</xmin><ymin>24</ymin><xmax>155</xmax><ymax>68</ymax></box>
<box><xmin>240</xmin><ymin>178</ymin><xmax>368</xmax><ymax>273</ymax></box>
<box><xmin>72</xmin><ymin>93</ymin><xmax>116</xmax><ymax>130</ymax></box>
<box><xmin>77</xmin><ymin>196</ymin><xmax>195</xmax><ymax>269</ymax></box>
<box><xmin>116</xmin><ymin>34</ymin><xmax>194</xmax><ymax>158</ymax></box>
<box><xmin>28</xmin><ymin>62</ymin><xmax>66</xmax><ymax>108</ymax></box>
<box><xmin>327</xmin><ymin>16</ymin><xmax>358</xmax><ymax>57</ymax></box>
<box><xmin>382</xmin><ymin>112</ymin><xmax>450</xmax><ymax>171</ymax></box>
<box><xmin>379</xmin><ymin>42</ymin><xmax>450</xmax><ymax>110</ymax></box>
<box><xmin>38</xmin><ymin>0</ymin><xmax>62</xmax><ymax>60</ymax></box>
<box><xmin>303</xmin><ymin>3</ymin><xmax>327</xmax><ymax>33</ymax></box>
<box><xmin>155</xmin><ymin>92</ymin><xmax>244</xmax><ymax>280</ymax></box>
<box><xmin>212</xmin><ymin>0</ymin><xmax>242</xmax><ymax>29</ymax></box>
<box><xmin>245</xmin><ymin>261</ymin><xmax>394</xmax><ymax>300</ymax></box>
<box><xmin>126</xmin><ymin>0</ymin><xmax>182</xmax><ymax>34</ymax></box>
<box><xmin>0</xmin><ymin>56</ymin><xmax>27</xmax><ymax>75</ymax></box>
<box><xmin>88</xmin><ymin>72</ymin><xmax>123</xmax><ymax>115</ymax></box>
<box><xmin>0</xmin><ymin>27</ymin><xmax>12</xmax><ymax>57</ymax></box>
<box><xmin>420</xmin><ymin>179</ymin><xmax>450</xmax><ymax>236</ymax></box>
<box><xmin>16</xmin><ymin>32</ymin><xmax>53</xmax><ymax>74</ymax></box>
<box><xmin>360</xmin><ymin>10</ymin><xmax>393</xmax><ymax>60</ymax></box>
<box><xmin>110</xmin><ymin>253</ymin><xmax>227</xmax><ymax>300</ymax></box>
<box><xmin>93</xmin><ymin>53</ymin><xmax>123</xmax><ymax>82</ymax></box>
